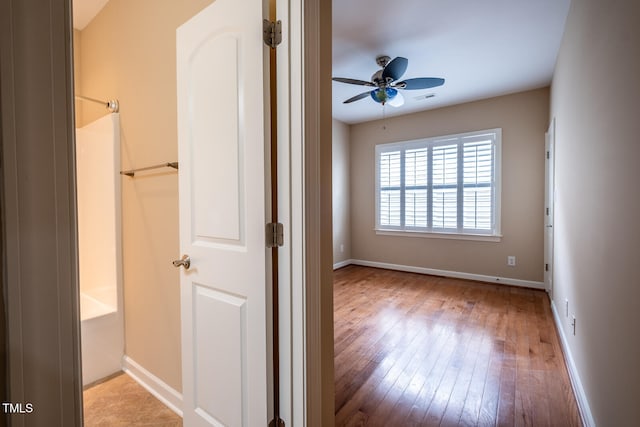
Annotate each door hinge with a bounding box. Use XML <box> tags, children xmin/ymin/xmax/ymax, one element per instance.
<box><xmin>545</xmin><ymin>263</ymin><xmax>549</xmax><ymax>272</ymax></box>
<box><xmin>546</xmin><ymin>207</ymin><xmax>549</xmax><ymax>215</ymax></box>
<box><xmin>266</xmin><ymin>222</ymin><xmax>284</xmax><ymax>248</ymax></box>
<box><xmin>546</xmin><ymin>151</ymin><xmax>550</xmax><ymax>159</ymax></box>
<box><xmin>263</xmin><ymin>19</ymin><xmax>282</xmax><ymax>49</ymax></box>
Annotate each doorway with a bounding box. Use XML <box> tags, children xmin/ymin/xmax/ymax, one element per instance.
<box><xmin>73</xmin><ymin>0</ymin><xmax>286</xmax><ymax>425</ymax></box>
<box><xmin>71</xmin><ymin>0</ymin><xmax>213</xmax><ymax>422</ymax></box>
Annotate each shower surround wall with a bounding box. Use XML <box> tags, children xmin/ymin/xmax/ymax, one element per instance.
<box><xmin>76</xmin><ymin>113</ymin><xmax>124</xmax><ymax>385</ymax></box>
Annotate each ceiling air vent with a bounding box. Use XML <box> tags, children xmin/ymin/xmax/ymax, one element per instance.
<box><xmin>414</xmin><ymin>93</ymin><xmax>436</xmax><ymax>101</ymax></box>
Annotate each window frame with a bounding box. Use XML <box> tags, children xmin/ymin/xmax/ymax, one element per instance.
<box><xmin>374</xmin><ymin>128</ymin><xmax>502</xmax><ymax>241</ymax></box>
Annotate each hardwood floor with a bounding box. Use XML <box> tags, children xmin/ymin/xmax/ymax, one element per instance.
<box><xmin>334</xmin><ymin>265</ymin><xmax>582</xmax><ymax>427</ymax></box>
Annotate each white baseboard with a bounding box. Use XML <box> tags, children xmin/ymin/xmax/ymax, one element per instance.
<box><xmin>122</xmin><ymin>355</ymin><xmax>183</xmax><ymax>417</ymax></box>
<box><xmin>333</xmin><ymin>259</ymin><xmax>353</xmax><ymax>270</ymax></box>
<box><xmin>550</xmin><ymin>302</ymin><xmax>595</xmax><ymax>427</ymax></box>
<box><xmin>346</xmin><ymin>259</ymin><xmax>544</xmax><ymax>289</ymax></box>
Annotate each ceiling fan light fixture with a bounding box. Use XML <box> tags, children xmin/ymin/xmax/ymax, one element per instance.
<box><xmin>371</xmin><ymin>87</ymin><xmax>398</xmax><ymax>105</ymax></box>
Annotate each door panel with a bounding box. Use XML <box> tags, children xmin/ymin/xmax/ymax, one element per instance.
<box><xmin>190</xmin><ymin>34</ymin><xmax>242</xmax><ymax>243</ymax></box>
<box><xmin>193</xmin><ymin>285</ymin><xmax>246</xmax><ymax>426</ymax></box>
<box><xmin>177</xmin><ymin>0</ymin><xmax>268</xmax><ymax>425</ymax></box>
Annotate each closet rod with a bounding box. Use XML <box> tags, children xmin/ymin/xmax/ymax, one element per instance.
<box><xmin>75</xmin><ymin>95</ymin><xmax>119</xmax><ymax>113</ymax></box>
<box><xmin>120</xmin><ymin>162</ymin><xmax>178</xmax><ymax>177</ymax></box>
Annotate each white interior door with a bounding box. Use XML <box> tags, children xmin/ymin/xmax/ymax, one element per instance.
<box><xmin>544</xmin><ymin>118</ymin><xmax>555</xmax><ymax>296</ymax></box>
<box><xmin>176</xmin><ymin>0</ymin><xmax>269</xmax><ymax>425</ymax></box>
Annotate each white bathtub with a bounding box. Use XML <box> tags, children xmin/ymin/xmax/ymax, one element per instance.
<box><xmin>80</xmin><ymin>288</ymin><xmax>117</xmax><ymax>321</ymax></box>
<box><xmin>76</xmin><ymin>113</ymin><xmax>124</xmax><ymax>386</ymax></box>
<box><xmin>80</xmin><ymin>291</ymin><xmax>123</xmax><ymax>385</ymax></box>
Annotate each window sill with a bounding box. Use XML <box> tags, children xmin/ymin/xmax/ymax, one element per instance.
<box><xmin>375</xmin><ymin>228</ymin><xmax>502</xmax><ymax>242</ymax></box>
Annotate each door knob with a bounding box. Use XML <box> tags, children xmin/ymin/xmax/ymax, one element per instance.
<box><xmin>173</xmin><ymin>254</ymin><xmax>191</xmax><ymax>270</ymax></box>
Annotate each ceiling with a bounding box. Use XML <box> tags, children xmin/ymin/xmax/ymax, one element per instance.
<box><xmin>333</xmin><ymin>0</ymin><xmax>571</xmax><ymax>124</ymax></box>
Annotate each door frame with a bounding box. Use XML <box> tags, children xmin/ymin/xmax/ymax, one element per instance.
<box><xmin>544</xmin><ymin>117</ymin><xmax>556</xmax><ymax>297</ymax></box>
<box><xmin>0</xmin><ymin>0</ymin><xmax>84</xmax><ymax>425</ymax></box>
<box><xmin>277</xmin><ymin>0</ymin><xmax>333</xmax><ymax>424</ymax></box>
<box><xmin>0</xmin><ymin>0</ymin><xmax>333</xmax><ymax>426</ymax></box>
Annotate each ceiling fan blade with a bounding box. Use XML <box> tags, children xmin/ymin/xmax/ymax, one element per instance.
<box><xmin>344</xmin><ymin>91</ymin><xmax>371</xmax><ymax>104</ymax></box>
<box><xmin>332</xmin><ymin>77</ymin><xmax>375</xmax><ymax>87</ymax></box>
<box><xmin>395</xmin><ymin>77</ymin><xmax>445</xmax><ymax>90</ymax></box>
<box><xmin>382</xmin><ymin>57</ymin><xmax>408</xmax><ymax>82</ymax></box>
<box><xmin>387</xmin><ymin>91</ymin><xmax>404</xmax><ymax>107</ymax></box>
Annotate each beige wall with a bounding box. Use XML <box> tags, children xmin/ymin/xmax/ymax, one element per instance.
<box><xmin>75</xmin><ymin>0</ymin><xmax>212</xmax><ymax>392</ymax></box>
<box><xmin>349</xmin><ymin>88</ymin><xmax>549</xmax><ymax>282</ymax></box>
<box><xmin>332</xmin><ymin>119</ymin><xmax>351</xmax><ymax>265</ymax></box>
<box><xmin>550</xmin><ymin>0</ymin><xmax>640</xmax><ymax>424</ymax></box>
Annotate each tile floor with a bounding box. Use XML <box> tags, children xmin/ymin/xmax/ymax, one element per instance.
<box><xmin>83</xmin><ymin>373</ymin><xmax>182</xmax><ymax>427</ymax></box>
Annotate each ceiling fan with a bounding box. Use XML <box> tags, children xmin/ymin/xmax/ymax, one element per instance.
<box><xmin>333</xmin><ymin>55</ymin><xmax>445</xmax><ymax>107</ymax></box>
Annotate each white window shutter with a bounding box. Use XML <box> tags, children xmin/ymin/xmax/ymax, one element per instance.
<box><xmin>379</xmin><ymin>150</ymin><xmax>401</xmax><ymax>226</ymax></box>
<box><xmin>404</xmin><ymin>148</ymin><xmax>428</xmax><ymax>227</ymax></box>
<box><xmin>463</xmin><ymin>140</ymin><xmax>493</xmax><ymax>230</ymax></box>
<box><xmin>375</xmin><ymin>129</ymin><xmax>501</xmax><ymax>236</ymax></box>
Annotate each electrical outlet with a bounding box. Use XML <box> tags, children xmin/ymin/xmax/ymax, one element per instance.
<box><xmin>565</xmin><ymin>299</ymin><xmax>569</xmax><ymax>317</ymax></box>
<box><xmin>507</xmin><ymin>256</ymin><xmax>516</xmax><ymax>266</ymax></box>
<box><xmin>571</xmin><ymin>316</ymin><xmax>576</xmax><ymax>335</ymax></box>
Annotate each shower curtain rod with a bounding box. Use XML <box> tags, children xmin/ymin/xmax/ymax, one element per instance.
<box><xmin>120</xmin><ymin>162</ymin><xmax>179</xmax><ymax>177</ymax></box>
<box><xmin>75</xmin><ymin>95</ymin><xmax>119</xmax><ymax>113</ymax></box>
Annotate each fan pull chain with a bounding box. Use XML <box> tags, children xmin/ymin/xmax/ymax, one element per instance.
<box><xmin>382</xmin><ymin>104</ymin><xmax>387</xmax><ymax>130</ymax></box>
